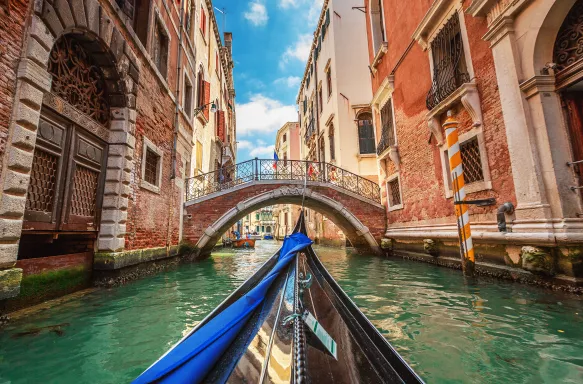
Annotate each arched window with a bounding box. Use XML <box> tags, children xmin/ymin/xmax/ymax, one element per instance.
<box><xmin>329</xmin><ymin>124</ymin><xmax>335</xmax><ymax>160</ymax></box>
<box><xmin>357</xmin><ymin>112</ymin><xmax>375</xmax><ymax>154</ymax></box>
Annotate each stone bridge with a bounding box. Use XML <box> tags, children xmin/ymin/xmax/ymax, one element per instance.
<box><xmin>182</xmin><ymin>159</ymin><xmax>386</xmax><ymax>257</ymax></box>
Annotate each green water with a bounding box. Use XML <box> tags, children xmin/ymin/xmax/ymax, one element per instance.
<box><xmin>1</xmin><ymin>241</ymin><xmax>582</xmax><ymax>383</ymax></box>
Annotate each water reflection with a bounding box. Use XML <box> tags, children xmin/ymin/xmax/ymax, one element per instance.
<box><xmin>0</xmin><ymin>241</ymin><xmax>581</xmax><ymax>383</ymax></box>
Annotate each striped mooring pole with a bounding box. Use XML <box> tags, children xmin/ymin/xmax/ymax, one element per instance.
<box><xmin>444</xmin><ymin>111</ymin><xmax>476</xmax><ymax>277</ymax></box>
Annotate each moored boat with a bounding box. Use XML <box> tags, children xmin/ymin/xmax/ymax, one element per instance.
<box><xmin>263</xmin><ymin>234</ymin><xmax>274</xmax><ymax>240</ymax></box>
<box><xmin>232</xmin><ymin>238</ymin><xmax>256</xmax><ymax>248</ymax></box>
<box><xmin>134</xmin><ymin>212</ymin><xmax>423</xmax><ymax>383</ymax></box>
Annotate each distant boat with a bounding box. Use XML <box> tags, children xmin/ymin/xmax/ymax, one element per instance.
<box><xmin>134</xmin><ymin>212</ymin><xmax>423</xmax><ymax>384</ymax></box>
<box><xmin>249</xmin><ymin>234</ymin><xmax>263</xmax><ymax>240</ymax></box>
<box><xmin>263</xmin><ymin>234</ymin><xmax>274</xmax><ymax>240</ymax></box>
<box><xmin>231</xmin><ymin>238</ymin><xmax>256</xmax><ymax>248</ymax></box>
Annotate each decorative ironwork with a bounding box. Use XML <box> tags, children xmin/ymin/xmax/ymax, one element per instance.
<box><xmin>71</xmin><ymin>167</ymin><xmax>99</xmax><ymax>217</ymax></box>
<box><xmin>185</xmin><ymin>159</ymin><xmax>382</xmax><ymax>204</ymax></box>
<box><xmin>48</xmin><ymin>36</ymin><xmax>110</xmax><ymax>125</ymax></box>
<box><xmin>553</xmin><ymin>0</ymin><xmax>583</xmax><ymax>72</ymax></box>
<box><xmin>460</xmin><ymin>137</ymin><xmax>484</xmax><ymax>184</ymax></box>
<box><xmin>26</xmin><ymin>149</ymin><xmax>58</xmax><ymax>213</ymax></box>
<box><xmin>426</xmin><ymin>14</ymin><xmax>470</xmax><ymax>110</ymax></box>
<box><xmin>388</xmin><ymin>178</ymin><xmax>401</xmax><ymax>206</ymax></box>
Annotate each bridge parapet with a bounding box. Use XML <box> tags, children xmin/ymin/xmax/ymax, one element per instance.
<box><xmin>185</xmin><ymin>159</ymin><xmax>381</xmax><ymax>204</ymax></box>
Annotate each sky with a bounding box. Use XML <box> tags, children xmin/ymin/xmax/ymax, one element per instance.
<box><xmin>212</xmin><ymin>0</ymin><xmax>324</xmax><ymax>161</ymax></box>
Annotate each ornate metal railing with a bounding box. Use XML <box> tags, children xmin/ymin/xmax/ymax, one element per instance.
<box><xmin>426</xmin><ymin>14</ymin><xmax>470</xmax><ymax>110</ymax></box>
<box><xmin>185</xmin><ymin>159</ymin><xmax>381</xmax><ymax>204</ymax></box>
<box><xmin>376</xmin><ymin>128</ymin><xmax>395</xmax><ymax>156</ymax></box>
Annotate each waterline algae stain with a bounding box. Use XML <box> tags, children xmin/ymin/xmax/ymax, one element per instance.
<box><xmin>1</xmin><ymin>241</ymin><xmax>582</xmax><ymax>383</ymax></box>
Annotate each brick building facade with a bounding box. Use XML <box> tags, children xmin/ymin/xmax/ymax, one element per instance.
<box><xmin>365</xmin><ymin>0</ymin><xmax>583</xmax><ymax>281</ymax></box>
<box><xmin>0</xmin><ymin>0</ymin><xmax>236</xmax><ymax>306</ymax></box>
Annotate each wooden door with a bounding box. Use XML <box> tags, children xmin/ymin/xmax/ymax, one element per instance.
<box><xmin>23</xmin><ymin>110</ymin><xmax>107</xmax><ymax>233</ymax></box>
<box><xmin>564</xmin><ymin>94</ymin><xmax>583</xmax><ymax>174</ymax></box>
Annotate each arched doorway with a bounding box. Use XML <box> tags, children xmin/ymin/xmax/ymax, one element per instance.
<box><xmin>554</xmin><ymin>0</ymin><xmax>583</xmax><ymax>203</ymax></box>
<box><xmin>18</xmin><ymin>33</ymin><xmax>125</xmax><ymax>262</ymax></box>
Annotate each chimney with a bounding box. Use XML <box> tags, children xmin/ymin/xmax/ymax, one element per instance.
<box><xmin>224</xmin><ymin>32</ymin><xmax>232</xmax><ymax>55</ymax></box>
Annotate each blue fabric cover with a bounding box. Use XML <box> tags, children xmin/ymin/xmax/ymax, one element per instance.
<box><xmin>133</xmin><ymin>233</ymin><xmax>312</xmax><ymax>384</ymax></box>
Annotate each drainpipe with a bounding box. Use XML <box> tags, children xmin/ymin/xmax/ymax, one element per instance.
<box><xmin>171</xmin><ymin>2</ymin><xmax>186</xmax><ymax>180</ymax></box>
<box><xmin>497</xmin><ymin>202</ymin><xmax>515</xmax><ymax>232</ymax></box>
<box><xmin>314</xmin><ymin>57</ymin><xmax>321</xmax><ymax>162</ymax></box>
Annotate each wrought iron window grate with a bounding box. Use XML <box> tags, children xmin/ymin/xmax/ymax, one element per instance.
<box><xmin>376</xmin><ymin>101</ymin><xmax>395</xmax><ymax>155</ymax></box>
<box><xmin>459</xmin><ymin>137</ymin><xmax>484</xmax><ymax>184</ymax></box>
<box><xmin>426</xmin><ymin>13</ymin><xmax>470</xmax><ymax>110</ymax></box>
<box><xmin>71</xmin><ymin>166</ymin><xmax>99</xmax><ymax>217</ymax></box>
<box><xmin>144</xmin><ymin>149</ymin><xmax>159</xmax><ymax>185</ymax></box>
<box><xmin>388</xmin><ymin>178</ymin><xmax>401</xmax><ymax>207</ymax></box>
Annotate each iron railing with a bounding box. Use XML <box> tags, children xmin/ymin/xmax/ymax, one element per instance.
<box><xmin>185</xmin><ymin>158</ymin><xmax>381</xmax><ymax>204</ymax></box>
<box><xmin>376</xmin><ymin>128</ymin><xmax>395</xmax><ymax>156</ymax></box>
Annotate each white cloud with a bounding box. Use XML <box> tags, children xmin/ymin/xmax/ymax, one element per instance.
<box><xmin>280</xmin><ymin>34</ymin><xmax>312</xmax><ymax>68</ymax></box>
<box><xmin>250</xmin><ymin>144</ymin><xmax>276</xmax><ymax>157</ymax></box>
<box><xmin>237</xmin><ymin>140</ymin><xmax>254</xmax><ymax>150</ymax></box>
<box><xmin>274</xmin><ymin>76</ymin><xmax>301</xmax><ymax>88</ymax></box>
<box><xmin>244</xmin><ymin>2</ymin><xmax>268</xmax><ymax>26</ymax></box>
<box><xmin>237</xmin><ymin>94</ymin><xmax>297</xmax><ymax>136</ymax></box>
<box><xmin>307</xmin><ymin>0</ymin><xmax>324</xmax><ymax>25</ymax></box>
<box><xmin>279</xmin><ymin>0</ymin><xmax>299</xmax><ymax>9</ymax></box>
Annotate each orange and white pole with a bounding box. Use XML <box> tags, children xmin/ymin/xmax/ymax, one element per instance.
<box><xmin>444</xmin><ymin>111</ymin><xmax>475</xmax><ymax>277</ymax></box>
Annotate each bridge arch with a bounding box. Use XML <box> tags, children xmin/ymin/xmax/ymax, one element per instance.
<box><xmin>183</xmin><ymin>184</ymin><xmax>386</xmax><ymax>258</ymax></box>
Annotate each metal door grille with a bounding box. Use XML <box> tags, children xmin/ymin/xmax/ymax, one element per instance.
<box><xmin>70</xmin><ymin>167</ymin><xmax>99</xmax><ymax>217</ymax></box>
<box><xmin>26</xmin><ymin>149</ymin><xmax>58</xmax><ymax>213</ymax></box>
<box><xmin>460</xmin><ymin>137</ymin><xmax>484</xmax><ymax>184</ymax></box>
<box><xmin>388</xmin><ymin>178</ymin><xmax>401</xmax><ymax>206</ymax></box>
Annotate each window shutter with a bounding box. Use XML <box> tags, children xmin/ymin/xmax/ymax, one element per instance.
<box><xmin>203</xmin><ymin>81</ymin><xmax>211</xmax><ymax>120</ymax></box>
<box><xmin>217</xmin><ymin>111</ymin><xmax>226</xmax><ymax>142</ymax></box>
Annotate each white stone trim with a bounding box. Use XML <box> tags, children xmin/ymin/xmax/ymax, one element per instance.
<box><xmin>439</xmin><ymin>127</ymin><xmax>492</xmax><ymax>198</ymax></box>
<box><xmin>140</xmin><ymin>136</ymin><xmax>164</xmax><ymax>194</ymax></box>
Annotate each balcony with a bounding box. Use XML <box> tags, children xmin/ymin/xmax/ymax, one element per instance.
<box><xmin>376</xmin><ymin>128</ymin><xmax>395</xmax><ymax>157</ymax></box>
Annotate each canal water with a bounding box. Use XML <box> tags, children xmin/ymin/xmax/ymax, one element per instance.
<box><xmin>1</xmin><ymin>241</ymin><xmax>582</xmax><ymax>383</ymax></box>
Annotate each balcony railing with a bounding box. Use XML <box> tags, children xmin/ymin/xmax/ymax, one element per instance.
<box><xmin>376</xmin><ymin>128</ymin><xmax>395</xmax><ymax>156</ymax></box>
<box><xmin>185</xmin><ymin>159</ymin><xmax>381</xmax><ymax>204</ymax></box>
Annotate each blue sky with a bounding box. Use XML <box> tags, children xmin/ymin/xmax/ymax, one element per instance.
<box><xmin>212</xmin><ymin>0</ymin><xmax>323</xmax><ymax>161</ymax></box>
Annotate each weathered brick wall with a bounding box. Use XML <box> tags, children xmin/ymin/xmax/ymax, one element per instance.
<box><xmin>0</xmin><ymin>1</ymin><xmax>28</xmax><ymax>172</ymax></box>
<box><xmin>368</xmin><ymin>0</ymin><xmax>515</xmax><ymax>227</ymax></box>
<box><xmin>183</xmin><ymin>184</ymin><xmax>386</xmax><ymax>249</ymax></box>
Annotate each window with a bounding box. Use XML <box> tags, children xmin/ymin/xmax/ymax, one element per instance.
<box><xmin>303</xmin><ymin>97</ymin><xmax>307</xmax><ymax>114</ymax></box>
<box><xmin>426</xmin><ymin>13</ymin><xmax>470</xmax><ymax>110</ymax></box>
<box><xmin>357</xmin><ymin>113</ymin><xmax>375</xmax><ymax>154</ymax></box>
<box><xmin>195</xmin><ymin>140</ymin><xmax>203</xmax><ymax>175</ymax></box>
<box><xmin>197</xmin><ymin>70</ymin><xmax>204</xmax><ymax>107</ymax></box>
<box><xmin>262</xmin><ymin>225</ymin><xmax>265</xmax><ymax>232</ymax></box>
<box><xmin>326</xmin><ymin>66</ymin><xmax>332</xmax><ymax>97</ymax></box>
<box><xmin>141</xmin><ymin>137</ymin><xmax>163</xmax><ymax>193</ymax></box>
<box><xmin>444</xmin><ymin>136</ymin><xmax>484</xmax><ymax>186</ymax></box>
<box><xmin>329</xmin><ymin>124</ymin><xmax>335</xmax><ymax>160</ymax></box>
<box><xmin>284</xmin><ymin>153</ymin><xmax>288</xmax><ymax>165</ymax></box>
<box><xmin>370</xmin><ymin>0</ymin><xmax>386</xmax><ymax>54</ymax></box>
<box><xmin>185</xmin><ymin>0</ymin><xmax>192</xmax><ymax>33</ymax></box>
<box><xmin>153</xmin><ymin>19</ymin><xmax>169</xmax><ymax>78</ymax></box>
<box><xmin>318</xmin><ymin>86</ymin><xmax>323</xmax><ymax>114</ymax></box>
<box><xmin>319</xmin><ymin>136</ymin><xmax>325</xmax><ymax>163</ymax></box>
<box><xmin>184</xmin><ymin>75</ymin><xmax>193</xmax><ymax>117</ymax></box>
<box><xmin>256</xmin><ymin>226</ymin><xmax>260</xmax><ymax>232</ymax></box>
<box><xmin>283</xmin><ymin>133</ymin><xmax>287</xmax><ymax>143</ymax></box>
<box><xmin>200</xmin><ymin>5</ymin><xmax>207</xmax><ymax>39</ymax></box>
<box><xmin>387</xmin><ymin>177</ymin><xmax>402</xmax><ymax>209</ymax></box>
<box><xmin>284</xmin><ymin>212</ymin><xmax>289</xmax><ymax>225</ymax></box>
<box><xmin>144</xmin><ymin>149</ymin><xmax>159</xmax><ymax>185</ymax></box>
<box><xmin>322</xmin><ymin>9</ymin><xmax>330</xmax><ymax>38</ymax></box>
<box><xmin>376</xmin><ymin>100</ymin><xmax>395</xmax><ymax>155</ymax></box>
<box><xmin>256</xmin><ymin>213</ymin><xmax>260</xmax><ymax>220</ymax></box>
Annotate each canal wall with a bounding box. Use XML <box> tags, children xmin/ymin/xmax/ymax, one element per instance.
<box><xmin>382</xmin><ymin>239</ymin><xmax>583</xmax><ymax>293</ymax></box>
